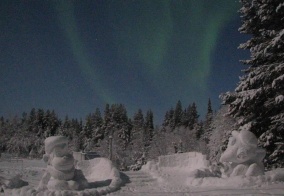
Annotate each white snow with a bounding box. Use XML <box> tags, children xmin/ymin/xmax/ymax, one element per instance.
<box><xmin>272</xmin><ymin>74</ymin><xmax>284</xmax><ymax>88</ymax></box>
<box><xmin>1</xmin><ymin>158</ymin><xmax>122</xmax><ymax>196</ymax></box>
<box><xmin>239</xmin><ymin>122</ymin><xmax>253</xmax><ymax>132</ymax></box>
<box><xmin>141</xmin><ymin>152</ymin><xmax>284</xmax><ymax>194</ymax></box>
<box><xmin>186</xmin><ymin>169</ymin><xmax>284</xmax><ymax>188</ymax></box>
<box><xmin>1</xmin><ymin>155</ymin><xmax>284</xmax><ymax>195</ymax></box>
<box><xmin>276</xmin><ymin>3</ymin><xmax>284</xmax><ymax>13</ymax></box>
<box><xmin>77</xmin><ymin>157</ymin><xmax>122</xmax><ymax>188</ymax></box>
<box><xmin>157</xmin><ymin>152</ymin><xmax>209</xmax><ymax>171</ymax></box>
<box><xmin>275</xmin><ymin>95</ymin><xmax>284</xmax><ymax>104</ymax></box>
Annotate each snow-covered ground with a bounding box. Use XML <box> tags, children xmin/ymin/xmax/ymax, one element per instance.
<box><xmin>0</xmin><ymin>158</ymin><xmax>46</xmax><ymax>188</ymax></box>
<box><xmin>1</xmin><ymin>157</ymin><xmax>284</xmax><ymax>195</ymax></box>
<box><xmin>0</xmin><ymin>157</ymin><xmax>121</xmax><ymax>195</ymax></box>
<box><xmin>139</xmin><ymin>167</ymin><xmax>284</xmax><ymax>195</ymax></box>
<box><xmin>140</xmin><ymin>153</ymin><xmax>284</xmax><ymax>195</ymax></box>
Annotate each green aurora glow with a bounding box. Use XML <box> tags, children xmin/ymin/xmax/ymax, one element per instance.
<box><xmin>55</xmin><ymin>0</ymin><xmax>239</xmax><ymax>106</ymax></box>
<box><xmin>55</xmin><ymin>1</ymin><xmax>114</xmax><ymax>104</ymax></box>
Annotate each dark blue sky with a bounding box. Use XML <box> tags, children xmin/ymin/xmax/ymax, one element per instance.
<box><xmin>0</xmin><ymin>1</ymin><xmax>249</xmax><ymax>124</ymax></box>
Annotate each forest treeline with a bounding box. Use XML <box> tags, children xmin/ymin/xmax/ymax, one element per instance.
<box><xmin>0</xmin><ymin>100</ymin><xmax>214</xmax><ymax>170</ymax></box>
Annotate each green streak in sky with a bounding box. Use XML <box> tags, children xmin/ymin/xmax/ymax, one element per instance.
<box><xmin>138</xmin><ymin>1</ymin><xmax>173</xmax><ymax>73</ymax></box>
<box><xmin>55</xmin><ymin>1</ymin><xmax>113</xmax><ymax>104</ymax></box>
<box><xmin>170</xmin><ymin>0</ymin><xmax>239</xmax><ymax>92</ymax></box>
<box><xmin>146</xmin><ymin>1</ymin><xmax>239</xmax><ymax>102</ymax></box>
<box><xmin>54</xmin><ymin>0</ymin><xmax>239</xmax><ymax>106</ymax></box>
<box><xmin>111</xmin><ymin>0</ymin><xmax>239</xmax><ymax>95</ymax></box>
<box><xmin>195</xmin><ymin>9</ymin><xmax>237</xmax><ymax>88</ymax></box>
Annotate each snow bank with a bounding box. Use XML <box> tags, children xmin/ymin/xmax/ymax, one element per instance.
<box><xmin>77</xmin><ymin>157</ymin><xmax>122</xmax><ymax>188</ymax></box>
<box><xmin>186</xmin><ymin>168</ymin><xmax>284</xmax><ymax>188</ymax></box>
<box><xmin>142</xmin><ymin>152</ymin><xmax>210</xmax><ymax>186</ymax></box>
<box><xmin>158</xmin><ymin>152</ymin><xmax>209</xmax><ymax>171</ymax></box>
<box><xmin>142</xmin><ymin>152</ymin><xmax>209</xmax><ymax>177</ymax></box>
<box><xmin>143</xmin><ymin>152</ymin><xmax>284</xmax><ymax>189</ymax></box>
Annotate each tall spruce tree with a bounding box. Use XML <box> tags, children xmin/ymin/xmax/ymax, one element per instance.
<box><xmin>174</xmin><ymin>100</ymin><xmax>183</xmax><ymax>127</ymax></box>
<box><xmin>188</xmin><ymin>102</ymin><xmax>199</xmax><ymax>129</ymax></box>
<box><xmin>132</xmin><ymin>109</ymin><xmax>145</xmax><ymax>147</ymax></box>
<box><xmin>221</xmin><ymin>0</ymin><xmax>284</xmax><ymax>168</ymax></box>
<box><xmin>162</xmin><ymin>108</ymin><xmax>175</xmax><ymax>129</ymax></box>
<box><xmin>203</xmin><ymin>98</ymin><xmax>214</xmax><ymax>144</ymax></box>
<box><xmin>111</xmin><ymin>104</ymin><xmax>130</xmax><ymax>151</ymax></box>
<box><xmin>43</xmin><ymin>110</ymin><xmax>59</xmax><ymax>137</ymax></box>
<box><xmin>91</xmin><ymin>108</ymin><xmax>104</xmax><ymax>144</ymax></box>
<box><xmin>145</xmin><ymin>110</ymin><xmax>154</xmax><ymax>142</ymax></box>
<box><xmin>83</xmin><ymin>114</ymin><xmax>93</xmax><ymax>139</ymax></box>
<box><xmin>162</xmin><ymin>111</ymin><xmax>170</xmax><ymax>127</ymax></box>
<box><xmin>103</xmin><ymin>104</ymin><xmax>111</xmax><ymax>127</ymax></box>
<box><xmin>93</xmin><ymin>108</ymin><xmax>103</xmax><ymax>128</ymax></box>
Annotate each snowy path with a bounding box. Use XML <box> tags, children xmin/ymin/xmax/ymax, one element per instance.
<box><xmin>109</xmin><ymin>171</ymin><xmax>284</xmax><ymax>196</ymax></box>
<box><xmin>109</xmin><ymin>170</ymin><xmax>180</xmax><ymax>196</ymax></box>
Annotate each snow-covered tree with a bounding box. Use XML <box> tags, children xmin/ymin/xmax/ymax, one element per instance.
<box><xmin>206</xmin><ymin>99</ymin><xmax>213</xmax><ymax>122</ymax></box>
<box><xmin>43</xmin><ymin>110</ymin><xmax>59</xmax><ymax>137</ymax></box>
<box><xmin>93</xmin><ymin>108</ymin><xmax>103</xmax><ymax>128</ymax></box>
<box><xmin>162</xmin><ymin>101</ymin><xmax>200</xmax><ymax>130</ymax></box>
<box><xmin>174</xmin><ymin>100</ymin><xmax>183</xmax><ymax>127</ymax></box>
<box><xmin>81</xmin><ymin>108</ymin><xmax>104</xmax><ymax>148</ymax></box>
<box><xmin>57</xmin><ymin>116</ymin><xmax>71</xmax><ymax>137</ymax></box>
<box><xmin>105</xmin><ymin>104</ymin><xmax>131</xmax><ymax>166</ymax></box>
<box><xmin>188</xmin><ymin>102</ymin><xmax>199</xmax><ymax>129</ymax></box>
<box><xmin>145</xmin><ymin>110</ymin><xmax>154</xmax><ymax>143</ymax></box>
<box><xmin>162</xmin><ymin>107</ymin><xmax>175</xmax><ymax>129</ymax></box>
<box><xmin>221</xmin><ymin>0</ymin><xmax>284</xmax><ymax>168</ymax></box>
<box><xmin>126</xmin><ymin>109</ymin><xmax>146</xmax><ymax>169</ymax></box>
<box><xmin>0</xmin><ymin>117</ymin><xmax>8</xmax><ymax>152</ymax></box>
<box><xmin>68</xmin><ymin>119</ymin><xmax>83</xmax><ymax>152</ymax></box>
<box><xmin>207</xmin><ymin>106</ymin><xmax>237</xmax><ymax>163</ymax></box>
<box><xmin>103</xmin><ymin>104</ymin><xmax>112</xmax><ymax>135</ymax></box>
<box><xmin>202</xmin><ymin>99</ymin><xmax>214</xmax><ymax>144</ymax></box>
<box><xmin>131</xmin><ymin>110</ymin><xmax>145</xmax><ymax>148</ymax></box>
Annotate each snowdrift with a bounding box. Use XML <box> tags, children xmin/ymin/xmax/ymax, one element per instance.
<box><xmin>186</xmin><ymin>168</ymin><xmax>284</xmax><ymax>187</ymax></box>
<box><xmin>142</xmin><ymin>152</ymin><xmax>210</xmax><ymax>185</ymax></box>
<box><xmin>77</xmin><ymin>157</ymin><xmax>122</xmax><ymax>188</ymax></box>
<box><xmin>142</xmin><ymin>152</ymin><xmax>284</xmax><ymax>188</ymax></box>
<box><xmin>158</xmin><ymin>152</ymin><xmax>209</xmax><ymax>171</ymax></box>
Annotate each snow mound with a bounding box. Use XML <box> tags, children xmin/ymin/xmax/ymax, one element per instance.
<box><xmin>158</xmin><ymin>152</ymin><xmax>209</xmax><ymax>171</ymax></box>
<box><xmin>77</xmin><ymin>157</ymin><xmax>122</xmax><ymax>188</ymax></box>
<box><xmin>142</xmin><ymin>153</ymin><xmax>284</xmax><ymax>189</ymax></box>
<box><xmin>186</xmin><ymin>168</ymin><xmax>284</xmax><ymax>188</ymax></box>
<box><xmin>142</xmin><ymin>152</ymin><xmax>210</xmax><ymax>186</ymax></box>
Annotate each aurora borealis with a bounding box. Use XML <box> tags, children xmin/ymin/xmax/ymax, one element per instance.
<box><xmin>0</xmin><ymin>1</ymin><xmax>249</xmax><ymax>123</ymax></box>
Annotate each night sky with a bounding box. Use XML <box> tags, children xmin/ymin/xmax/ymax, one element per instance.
<box><xmin>0</xmin><ymin>1</ymin><xmax>250</xmax><ymax>124</ymax></box>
